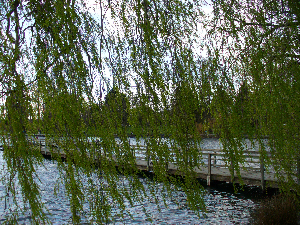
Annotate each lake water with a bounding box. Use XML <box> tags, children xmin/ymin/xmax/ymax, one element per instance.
<box><xmin>0</xmin><ymin>150</ymin><xmax>259</xmax><ymax>224</ymax></box>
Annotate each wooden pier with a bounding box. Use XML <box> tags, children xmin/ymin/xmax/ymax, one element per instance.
<box><xmin>1</xmin><ymin>135</ymin><xmax>298</xmax><ymax>190</ymax></box>
<box><xmin>131</xmin><ymin>146</ymin><xmax>281</xmax><ymax>190</ymax></box>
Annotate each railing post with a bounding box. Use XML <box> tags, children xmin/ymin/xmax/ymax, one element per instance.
<box><xmin>129</xmin><ymin>138</ymin><xmax>134</xmax><ymax>157</ymax></box>
<box><xmin>259</xmin><ymin>147</ymin><xmax>265</xmax><ymax>192</ymax></box>
<box><xmin>230</xmin><ymin>156</ymin><xmax>234</xmax><ymax>183</ymax></box>
<box><xmin>146</xmin><ymin>146</ymin><xmax>150</xmax><ymax>171</ymax></box>
<box><xmin>207</xmin><ymin>153</ymin><xmax>211</xmax><ymax>186</ymax></box>
<box><xmin>260</xmin><ymin>157</ymin><xmax>265</xmax><ymax>191</ymax></box>
<box><xmin>297</xmin><ymin>156</ymin><xmax>300</xmax><ymax>185</ymax></box>
<box><xmin>165</xmin><ymin>147</ymin><xmax>169</xmax><ymax>172</ymax></box>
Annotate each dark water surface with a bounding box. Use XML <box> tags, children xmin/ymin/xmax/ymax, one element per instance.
<box><xmin>0</xmin><ymin>151</ymin><xmax>258</xmax><ymax>224</ymax></box>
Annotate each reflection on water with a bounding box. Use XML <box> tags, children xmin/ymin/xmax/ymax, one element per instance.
<box><xmin>0</xmin><ymin>151</ymin><xmax>256</xmax><ymax>224</ymax></box>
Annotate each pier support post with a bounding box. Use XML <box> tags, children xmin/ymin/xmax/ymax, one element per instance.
<box><xmin>207</xmin><ymin>153</ymin><xmax>211</xmax><ymax>186</ymax></box>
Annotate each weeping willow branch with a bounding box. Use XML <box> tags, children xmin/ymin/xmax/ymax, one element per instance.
<box><xmin>1</xmin><ymin>0</ymin><xmax>299</xmax><ymax>223</ymax></box>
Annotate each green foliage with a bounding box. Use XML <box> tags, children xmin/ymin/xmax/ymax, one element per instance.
<box><xmin>104</xmin><ymin>88</ymin><xmax>129</xmax><ymax>129</ymax></box>
<box><xmin>171</xmin><ymin>81</ymin><xmax>199</xmax><ymax>138</ymax></box>
<box><xmin>0</xmin><ymin>0</ymin><xmax>299</xmax><ymax>223</ymax></box>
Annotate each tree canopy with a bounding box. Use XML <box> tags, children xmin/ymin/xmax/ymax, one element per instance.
<box><xmin>0</xmin><ymin>0</ymin><xmax>299</xmax><ymax>223</ymax></box>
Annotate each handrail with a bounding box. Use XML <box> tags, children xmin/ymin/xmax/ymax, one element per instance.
<box><xmin>1</xmin><ymin>138</ymin><xmax>298</xmax><ymax>191</ymax></box>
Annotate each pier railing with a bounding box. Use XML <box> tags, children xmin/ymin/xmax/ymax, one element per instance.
<box><xmin>1</xmin><ymin>136</ymin><xmax>299</xmax><ymax>190</ymax></box>
<box><xmin>128</xmin><ymin>144</ymin><xmax>272</xmax><ymax>188</ymax></box>
<box><xmin>126</xmin><ymin>144</ymin><xmax>299</xmax><ymax>190</ymax></box>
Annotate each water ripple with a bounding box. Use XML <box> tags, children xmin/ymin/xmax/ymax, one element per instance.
<box><xmin>0</xmin><ymin>152</ymin><xmax>256</xmax><ymax>224</ymax></box>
